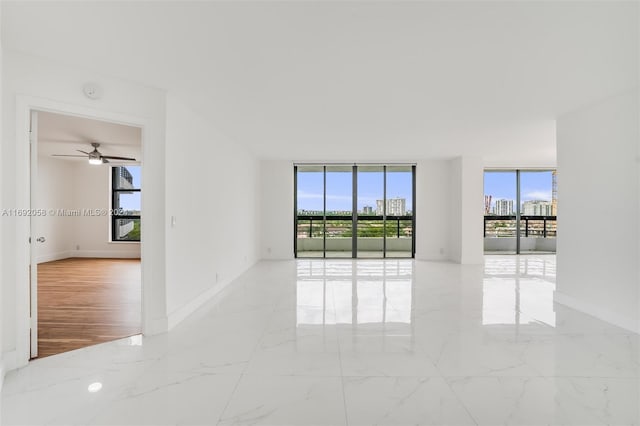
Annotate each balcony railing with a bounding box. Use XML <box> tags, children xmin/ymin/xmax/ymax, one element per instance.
<box><xmin>484</xmin><ymin>215</ymin><xmax>557</xmax><ymax>238</ymax></box>
<box><xmin>296</xmin><ymin>215</ymin><xmax>413</xmax><ymax>239</ymax></box>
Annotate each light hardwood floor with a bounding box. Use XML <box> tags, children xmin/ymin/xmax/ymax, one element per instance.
<box><xmin>36</xmin><ymin>258</ymin><xmax>141</xmax><ymax>358</ymax></box>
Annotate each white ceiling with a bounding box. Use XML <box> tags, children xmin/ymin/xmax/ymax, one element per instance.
<box><xmin>3</xmin><ymin>1</ymin><xmax>638</xmax><ymax>164</ymax></box>
<box><xmin>37</xmin><ymin>111</ymin><xmax>141</xmax><ymax>163</ymax></box>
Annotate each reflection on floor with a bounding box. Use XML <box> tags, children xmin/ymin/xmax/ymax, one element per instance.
<box><xmin>3</xmin><ymin>256</ymin><xmax>638</xmax><ymax>425</ymax></box>
<box><xmin>37</xmin><ymin>258</ymin><xmax>141</xmax><ymax>358</ymax></box>
<box><xmin>297</xmin><ymin>251</ymin><xmax>413</xmax><ymax>258</ymax></box>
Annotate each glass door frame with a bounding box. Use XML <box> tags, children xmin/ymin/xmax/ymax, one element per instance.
<box><xmin>484</xmin><ymin>168</ymin><xmax>557</xmax><ymax>255</ymax></box>
<box><xmin>294</xmin><ymin>163</ymin><xmax>416</xmax><ymax>259</ymax></box>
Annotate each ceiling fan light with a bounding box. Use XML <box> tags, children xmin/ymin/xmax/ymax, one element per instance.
<box><xmin>88</xmin><ymin>158</ymin><xmax>102</xmax><ymax>165</ymax></box>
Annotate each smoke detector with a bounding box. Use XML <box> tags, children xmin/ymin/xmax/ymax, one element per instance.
<box><xmin>83</xmin><ymin>82</ymin><xmax>103</xmax><ymax>100</ymax></box>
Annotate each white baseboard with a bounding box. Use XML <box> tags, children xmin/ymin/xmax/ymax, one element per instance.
<box><xmin>37</xmin><ymin>251</ymin><xmax>73</xmax><ymax>264</ymax></box>
<box><xmin>71</xmin><ymin>250</ymin><xmax>141</xmax><ymax>259</ymax></box>
<box><xmin>1</xmin><ymin>350</ymin><xmax>19</xmax><ymax>386</ymax></box>
<box><xmin>167</xmin><ymin>258</ymin><xmax>258</xmax><ymax>330</ymax></box>
<box><xmin>143</xmin><ymin>316</ymin><xmax>169</xmax><ymax>336</ymax></box>
<box><xmin>415</xmin><ymin>252</ymin><xmax>451</xmax><ymax>262</ymax></box>
<box><xmin>37</xmin><ymin>250</ymin><xmax>141</xmax><ymax>263</ymax></box>
<box><xmin>554</xmin><ymin>290</ymin><xmax>639</xmax><ymax>334</ymax></box>
<box><xmin>167</xmin><ymin>282</ymin><xmax>225</xmax><ymax>330</ymax></box>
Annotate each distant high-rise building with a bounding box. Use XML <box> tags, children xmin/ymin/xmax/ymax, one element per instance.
<box><xmin>117</xmin><ymin>166</ymin><xmax>134</xmax><ymax>190</ymax></box>
<box><xmin>362</xmin><ymin>206</ymin><xmax>373</xmax><ymax>214</ymax></box>
<box><xmin>522</xmin><ymin>200</ymin><xmax>553</xmax><ymax>216</ymax></box>
<box><xmin>484</xmin><ymin>195</ymin><xmax>493</xmax><ymax>215</ymax></box>
<box><xmin>493</xmin><ymin>199</ymin><xmax>514</xmax><ymax>216</ymax></box>
<box><xmin>551</xmin><ymin>170</ymin><xmax>558</xmax><ymax>216</ymax></box>
<box><xmin>376</xmin><ymin>198</ymin><xmax>406</xmax><ymax>215</ymax></box>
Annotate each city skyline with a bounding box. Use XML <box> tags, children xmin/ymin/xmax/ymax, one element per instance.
<box><xmin>297</xmin><ymin>170</ymin><xmax>413</xmax><ymax>212</ymax></box>
<box><xmin>486</xmin><ymin>198</ymin><xmax>553</xmax><ymax>216</ymax></box>
<box><xmin>484</xmin><ymin>171</ymin><xmax>554</xmax><ymax>213</ymax></box>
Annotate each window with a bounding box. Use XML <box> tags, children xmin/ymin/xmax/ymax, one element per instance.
<box><xmin>295</xmin><ymin>164</ymin><xmax>415</xmax><ymax>258</ymax></box>
<box><xmin>111</xmin><ymin>166</ymin><xmax>141</xmax><ymax>242</ymax></box>
<box><xmin>483</xmin><ymin>169</ymin><xmax>556</xmax><ymax>254</ymax></box>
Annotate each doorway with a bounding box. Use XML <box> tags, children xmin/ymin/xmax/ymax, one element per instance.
<box><xmin>30</xmin><ymin>110</ymin><xmax>143</xmax><ymax>358</ymax></box>
<box><xmin>294</xmin><ymin>164</ymin><xmax>415</xmax><ymax>258</ymax></box>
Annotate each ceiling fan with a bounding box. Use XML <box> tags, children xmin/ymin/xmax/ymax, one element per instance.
<box><xmin>52</xmin><ymin>142</ymin><xmax>137</xmax><ymax>165</ymax></box>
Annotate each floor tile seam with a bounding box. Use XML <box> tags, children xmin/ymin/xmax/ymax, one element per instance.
<box><xmin>422</xmin><ymin>349</ymin><xmax>479</xmax><ymax>425</ymax></box>
<box><xmin>437</xmin><ymin>372</ymin><xmax>481</xmax><ymax>426</ymax></box>
<box><xmin>57</xmin><ymin>359</ymin><xmax>168</xmax><ymax>426</ymax></box>
<box><xmin>333</xmin><ymin>288</ymin><xmax>352</xmax><ymax>426</ymax></box>
<box><xmin>239</xmin><ymin>373</ymin><xmax>345</xmax><ymax>378</ymax></box>
<box><xmin>215</xmin><ymin>303</ymin><xmax>278</xmax><ymax>425</ymax></box>
<box><xmin>439</xmin><ymin>374</ymin><xmax>640</xmax><ymax>381</ymax></box>
<box><xmin>4</xmin><ymin>353</ymin><xmax>160</xmax><ymax>400</ymax></box>
<box><xmin>214</xmin><ymin>372</ymin><xmax>246</xmax><ymax>426</ymax></box>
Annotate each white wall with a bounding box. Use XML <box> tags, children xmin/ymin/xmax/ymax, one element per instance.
<box><xmin>260</xmin><ymin>160</ymin><xmax>294</xmax><ymax>259</ymax></box>
<box><xmin>261</xmin><ymin>158</ymin><xmax>484</xmax><ymax>264</ymax></box>
<box><xmin>35</xmin><ymin>156</ymin><xmax>141</xmax><ymax>262</ymax></box>
<box><xmin>449</xmin><ymin>157</ymin><xmax>484</xmax><ymax>264</ymax></box>
<box><xmin>164</xmin><ymin>94</ymin><xmax>260</xmax><ymax>327</ymax></box>
<box><xmin>0</xmin><ymin>6</ymin><xmax>4</xmax><ymax>389</ymax></box>
<box><xmin>2</xmin><ymin>50</ymin><xmax>167</xmax><ymax>366</ymax></box>
<box><xmin>34</xmin><ymin>155</ymin><xmax>74</xmax><ymax>263</ymax></box>
<box><xmin>556</xmin><ymin>89</ymin><xmax>639</xmax><ymax>333</ymax></box>
<box><xmin>415</xmin><ymin>159</ymin><xmax>452</xmax><ymax>261</ymax></box>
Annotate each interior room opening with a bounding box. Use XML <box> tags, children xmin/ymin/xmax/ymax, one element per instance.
<box><xmin>31</xmin><ymin>110</ymin><xmax>143</xmax><ymax>358</ymax></box>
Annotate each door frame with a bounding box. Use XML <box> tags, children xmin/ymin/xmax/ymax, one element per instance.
<box><xmin>293</xmin><ymin>163</ymin><xmax>416</xmax><ymax>259</ymax></box>
<box><xmin>15</xmin><ymin>95</ymin><xmax>151</xmax><ymax>365</ymax></box>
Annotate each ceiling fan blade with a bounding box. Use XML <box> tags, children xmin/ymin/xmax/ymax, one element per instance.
<box><xmin>77</xmin><ymin>150</ymin><xmax>90</xmax><ymax>155</ymax></box>
<box><xmin>101</xmin><ymin>155</ymin><xmax>137</xmax><ymax>161</ymax></box>
<box><xmin>52</xmin><ymin>154</ymin><xmax>87</xmax><ymax>157</ymax></box>
<box><xmin>102</xmin><ymin>158</ymin><xmax>110</xmax><ymax>164</ymax></box>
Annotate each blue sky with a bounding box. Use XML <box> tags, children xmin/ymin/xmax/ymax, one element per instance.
<box><xmin>118</xmin><ymin>165</ymin><xmax>141</xmax><ymax>210</ymax></box>
<box><xmin>297</xmin><ymin>170</ymin><xmax>413</xmax><ymax>212</ymax></box>
<box><xmin>484</xmin><ymin>171</ymin><xmax>553</xmax><ymax>203</ymax></box>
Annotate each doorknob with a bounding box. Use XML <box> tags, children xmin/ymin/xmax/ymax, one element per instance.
<box><xmin>36</xmin><ymin>237</ymin><xmax>46</xmax><ymax>243</ymax></box>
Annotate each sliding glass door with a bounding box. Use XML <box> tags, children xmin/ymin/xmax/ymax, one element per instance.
<box><xmin>484</xmin><ymin>169</ymin><xmax>557</xmax><ymax>254</ymax></box>
<box><xmin>325</xmin><ymin>166</ymin><xmax>353</xmax><ymax>258</ymax></box>
<box><xmin>296</xmin><ymin>165</ymin><xmax>324</xmax><ymax>257</ymax></box>
<box><xmin>295</xmin><ymin>164</ymin><xmax>415</xmax><ymax>258</ymax></box>
<box><xmin>519</xmin><ymin>171</ymin><xmax>556</xmax><ymax>253</ymax></box>
<box><xmin>357</xmin><ymin>166</ymin><xmax>384</xmax><ymax>258</ymax></box>
<box><xmin>385</xmin><ymin>166</ymin><xmax>414</xmax><ymax>258</ymax></box>
<box><xmin>483</xmin><ymin>171</ymin><xmax>518</xmax><ymax>253</ymax></box>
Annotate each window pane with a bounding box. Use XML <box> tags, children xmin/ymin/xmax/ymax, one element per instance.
<box><xmin>520</xmin><ymin>171</ymin><xmax>554</xmax><ymax>216</ymax></box>
<box><xmin>114</xmin><ymin>192</ymin><xmax>141</xmax><ymax>215</ymax></box>
<box><xmin>296</xmin><ymin>166</ymin><xmax>324</xmax><ymax>257</ymax></box>
<box><xmin>113</xmin><ymin>166</ymin><xmax>141</xmax><ymax>189</ymax></box>
<box><xmin>483</xmin><ymin>171</ymin><xmax>517</xmax><ymax>253</ymax></box>
<box><xmin>520</xmin><ymin>170</ymin><xmax>557</xmax><ymax>253</ymax></box>
<box><xmin>325</xmin><ymin>166</ymin><xmax>352</xmax><ymax>258</ymax></box>
<box><xmin>385</xmin><ymin>165</ymin><xmax>413</xmax><ymax>258</ymax></box>
<box><xmin>357</xmin><ymin>166</ymin><xmax>384</xmax><ymax>258</ymax></box>
<box><xmin>114</xmin><ymin>218</ymin><xmax>140</xmax><ymax>241</ymax></box>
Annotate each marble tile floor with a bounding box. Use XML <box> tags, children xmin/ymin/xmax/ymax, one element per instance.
<box><xmin>2</xmin><ymin>256</ymin><xmax>639</xmax><ymax>425</ymax></box>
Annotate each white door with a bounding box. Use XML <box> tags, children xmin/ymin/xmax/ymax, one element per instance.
<box><xmin>29</xmin><ymin>110</ymin><xmax>39</xmax><ymax>359</ymax></box>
